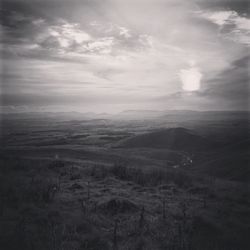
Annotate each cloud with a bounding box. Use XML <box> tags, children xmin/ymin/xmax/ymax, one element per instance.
<box><xmin>1</xmin><ymin>9</ymin><xmax>154</xmax><ymax>61</ymax></box>
<box><xmin>200</xmin><ymin>10</ymin><xmax>250</xmax><ymax>45</ymax></box>
<box><xmin>35</xmin><ymin>20</ymin><xmax>117</xmax><ymax>55</ymax></box>
<box><xmin>194</xmin><ymin>0</ymin><xmax>250</xmax><ymax>17</ymax></box>
<box><xmin>197</xmin><ymin>55</ymin><xmax>249</xmax><ymax>110</ymax></box>
<box><xmin>44</xmin><ymin>21</ymin><xmax>91</xmax><ymax>46</ymax></box>
<box><xmin>119</xmin><ymin>26</ymin><xmax>131</xmax><ymax>38</ymax></box>
<box><xmin>1</xmin><ymin>0</ymin><xmax>249</xmax><ymax>112</ymax></box>
<box><xmin>154</xmin><ymin>53</ymin><xmax>249</xmax><ymax>111</ymax></box>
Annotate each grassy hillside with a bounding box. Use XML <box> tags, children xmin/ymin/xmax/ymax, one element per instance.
<box><xmin>119</xmin><ymin>128</ymin><xmax>216</xmax><ymax>151</ymax></box>
<box><xmin>1</xmin><ymin>156</ymin><xmax>250</xmax><ymax>250</ymax></box>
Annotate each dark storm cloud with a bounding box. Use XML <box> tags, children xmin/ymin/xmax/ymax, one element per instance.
<box><xmin>0</xmin><ymin>10</ymin><xmax>38</xmax><ymax>44</ymax></box>
<box><xmin>201</xmin><ymin>55</ymin><xmax>249</xmax><ymax>109</ymax></box>
<box><xmin>233</xmin><ymin>55</ymin><xmax>250</xmax><ymax>68</ymax></box>
<box><xmin>195</xmin><ymin>0</ymin><xmax>250</xmax><ymax>16</ymax></box>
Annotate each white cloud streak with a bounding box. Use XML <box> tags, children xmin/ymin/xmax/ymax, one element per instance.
<box><xmin>201</xmin><ymin>10</ymin><xmax>250</xmax><ymax>45</ymax></box>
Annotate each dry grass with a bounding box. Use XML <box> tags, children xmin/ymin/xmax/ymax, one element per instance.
<box><xmin>0</xmin><ymin>157</ymin><xmax>249</xmax><ymax>250</ymax></box>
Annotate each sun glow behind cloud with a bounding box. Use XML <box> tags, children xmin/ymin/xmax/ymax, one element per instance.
<box><xmin>179</xmin><ymin>65</ymin><xmax>203</xmax><ymax>92</ymax></box>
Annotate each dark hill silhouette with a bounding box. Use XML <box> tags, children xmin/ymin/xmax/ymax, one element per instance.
<box><xmin>197</xmin><ymin>152</ymin><xmax>250</xmax><ymax>182</ymax></box>
<box><xmin>120</xmin><ymin>127</ymin><xmax>215</xmax><ymax>151</ymax></box>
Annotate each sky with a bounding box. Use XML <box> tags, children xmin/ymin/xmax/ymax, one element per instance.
<box><xmin>1</xmin><ymin>0</ymin><xmax>249</xmax><ymax>113</ymax></box>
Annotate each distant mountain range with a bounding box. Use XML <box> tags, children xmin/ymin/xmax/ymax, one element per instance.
<box><xmin>2</xmin><ymin>110</ymin><xmax>249</xmax><ymax>121</ymax></box>
<box><xmin>113</xmin><ymin>110</ymin><xmax>249</xmax><ymax>121</ymax></box>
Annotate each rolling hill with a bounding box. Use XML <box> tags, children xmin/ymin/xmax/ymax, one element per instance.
<box><xmin>119</xmin><ymin>127</ymin><xmax>215</xmax><ymax>151</ymax></box>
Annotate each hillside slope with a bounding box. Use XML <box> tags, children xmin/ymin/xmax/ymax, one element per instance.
<box><xmin>120</xmin><ymin>127</ymin><xmax>215</xmax><ymax>151</ymax></box>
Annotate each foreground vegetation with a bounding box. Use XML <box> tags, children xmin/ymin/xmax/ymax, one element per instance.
<box><xmin>1</xmin><ymin>156</ymin><xmax>249</xmax><ymax>250</ymax></box>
